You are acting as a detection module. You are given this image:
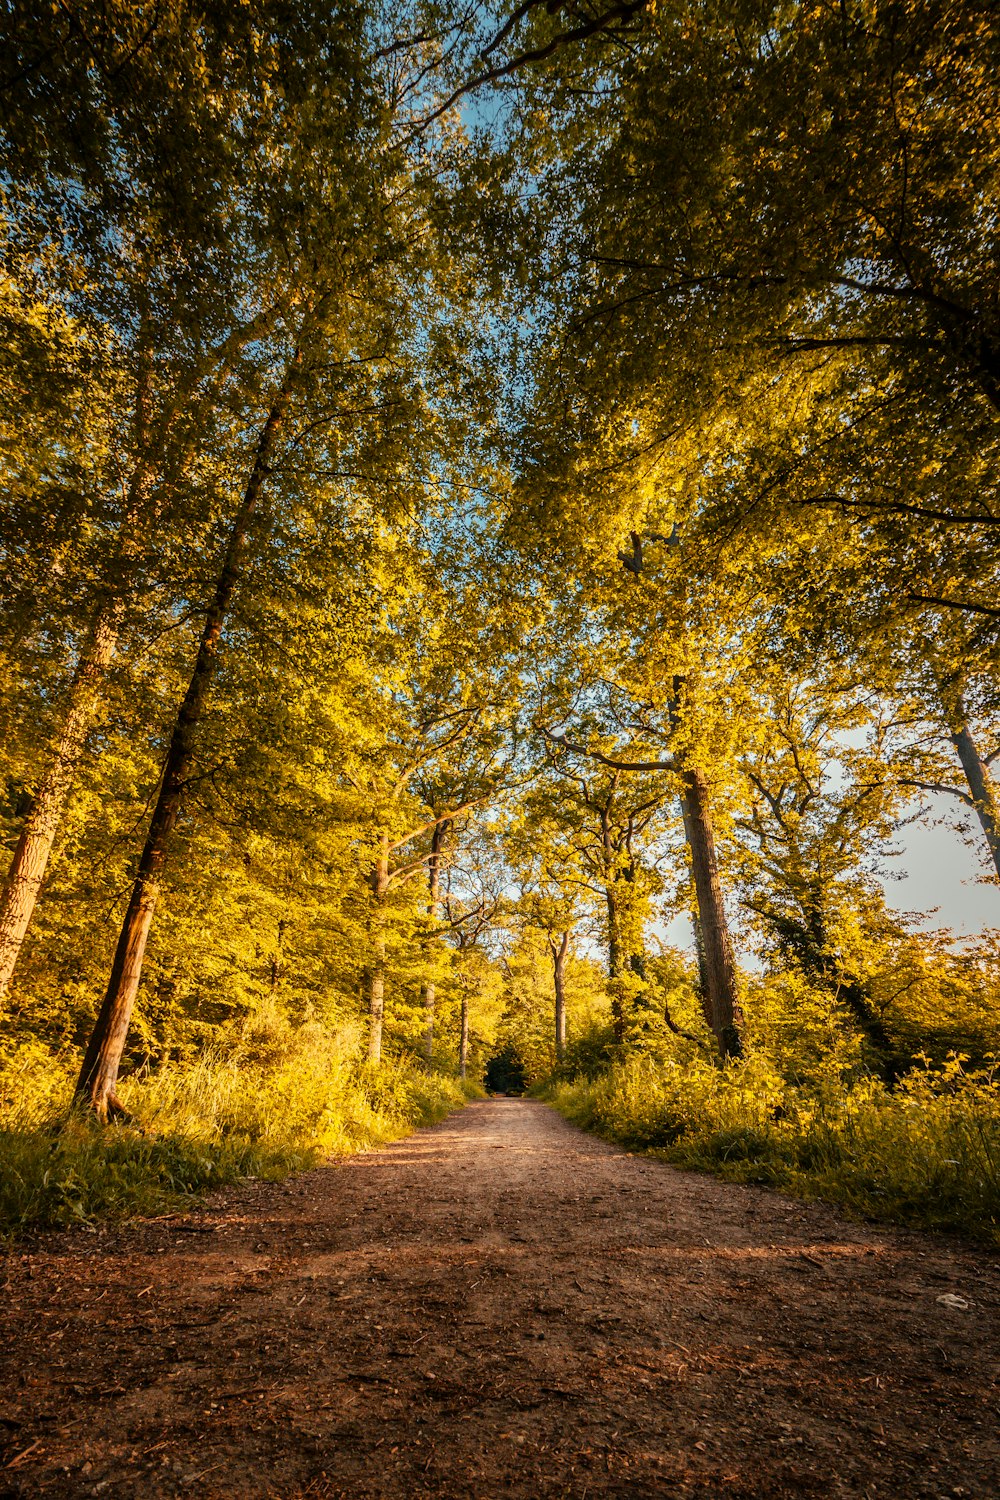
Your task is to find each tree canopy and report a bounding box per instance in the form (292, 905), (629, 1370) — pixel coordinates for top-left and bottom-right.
(1, 0), (999, 1133)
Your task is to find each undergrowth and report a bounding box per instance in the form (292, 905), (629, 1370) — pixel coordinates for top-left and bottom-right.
(0, 1006), (477, 1238)
(547, 1052), (1000, 1244)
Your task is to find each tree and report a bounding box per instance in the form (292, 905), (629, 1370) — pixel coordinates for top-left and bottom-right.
(0, 1), (366, 1004)
(68, 0), (517, 1108)
(732, 674), (911, 1075)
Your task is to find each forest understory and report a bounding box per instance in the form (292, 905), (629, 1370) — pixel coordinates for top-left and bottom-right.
(2, 1100), (998, 1500)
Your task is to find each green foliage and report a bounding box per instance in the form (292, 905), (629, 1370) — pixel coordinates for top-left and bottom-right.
(549, 1052), (1000, 1246)
(560, 1019), (618, 1081)
(489, 928), (612, 1085)
(2, 0), (1000, 1247)
(0, 1006), (469, 1239)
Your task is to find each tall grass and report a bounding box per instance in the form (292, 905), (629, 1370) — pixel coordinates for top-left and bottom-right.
(0, 1006), (476, 1238)
(548, 1052), (1000, 1244)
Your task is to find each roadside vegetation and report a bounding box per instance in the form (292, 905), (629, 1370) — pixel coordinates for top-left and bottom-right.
(0, 1011), (475, 1238)
(547, 1052), (1000, 1246)
(530, 961), (1000, 1246)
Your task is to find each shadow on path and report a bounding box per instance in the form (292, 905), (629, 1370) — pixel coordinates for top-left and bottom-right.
(1, 1098), (998, 1498)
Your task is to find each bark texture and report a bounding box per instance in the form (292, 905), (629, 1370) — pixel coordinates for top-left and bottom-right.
(680, 766), (744, 1059)
(947, 695), (1000, 882)
(459, 992), (469, 1082)
(0, 315), (256, 1005)
(0, 604), (121, 1001)
(421, 820), (447, 1062)
(600, 798), (643, 1042)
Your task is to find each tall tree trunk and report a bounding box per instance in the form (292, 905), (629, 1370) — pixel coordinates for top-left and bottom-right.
(421, 978), (435, 1062)
(944, 691), (1000, 881)
(459, 990), (469, 1082)
(680, 766), (744, 1060)
(0, 312), (278, 1009)
(0, 601), (122, 1002)
(0, 349), (157, 1007)
(601, 801), (630, 1042)
(421, 819), (447, 1063)
(668, 673), (742, 1058)
(679, 796), (715, 1031)
(604, 882), (628, 1042)
(549, 930), (569, 1062)
(605, 885), (623, 980)
(75, 362), (299, 1118)
(367, 832), (390, 1066)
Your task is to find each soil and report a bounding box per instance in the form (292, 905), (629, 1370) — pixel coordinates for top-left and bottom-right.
(1, 1098), (999, 1499)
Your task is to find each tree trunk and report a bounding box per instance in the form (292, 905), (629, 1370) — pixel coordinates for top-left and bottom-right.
(422, 820), (447, 1063)
(367, 832), (390, 1066)
(459, 991), (469, 1082)
(605, 885), (623, 980)
(269, 917), (286, 1000)
(680, 766), (744, 1060)
(946, 692), (1000, 882)
(0, 601), (122, 1002)
(421, 979), (435, 1061)
(1, 313), (279, 1011)
(0, 378), (157, 1007)
(600, 801), (629, 1040)
(549, 930), (569, 1062)
(75, 362), (299, 1118)
(679, 796), (715, 1031)
(604, 883), (628, 1042)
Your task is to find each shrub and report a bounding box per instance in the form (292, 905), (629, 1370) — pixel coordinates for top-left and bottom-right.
(547, 1052), (1000, 1244)
(0, 1007), (470, 1238)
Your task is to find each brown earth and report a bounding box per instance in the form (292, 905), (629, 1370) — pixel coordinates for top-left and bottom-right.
(1, 1098), (999, 1499)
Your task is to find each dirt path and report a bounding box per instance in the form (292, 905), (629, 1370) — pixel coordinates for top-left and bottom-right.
(2, 1099), (999, 1498)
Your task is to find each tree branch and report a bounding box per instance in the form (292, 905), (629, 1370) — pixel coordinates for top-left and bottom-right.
(794, 494), (1000, 529)
(908, 592), (1000, 620)
(537, 724), (674, 773)
(896, 777), (975, 809)
(411, 0), (647, 132)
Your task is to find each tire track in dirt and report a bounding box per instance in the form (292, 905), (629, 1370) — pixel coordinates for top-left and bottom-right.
(1, 1098), (998, 1498)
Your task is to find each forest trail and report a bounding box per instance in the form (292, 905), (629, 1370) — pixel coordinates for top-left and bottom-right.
(2, 1099), (999, 1500)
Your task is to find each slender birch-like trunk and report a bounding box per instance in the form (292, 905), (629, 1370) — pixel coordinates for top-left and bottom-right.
(1, 309), (279, 1011)
(600, 800), (630, 1042)
(421, 820), (447, 1062)
(548, 930), (569, 1062)
(367, 832), (390, 1066)
(0, 601), (123, 1001)
(0, 345), (157, 1007)
(75, 359), (299, 1117)
(459, 990), (469, 1081)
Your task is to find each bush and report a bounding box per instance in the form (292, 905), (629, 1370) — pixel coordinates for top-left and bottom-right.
(0, 1007), (470, 1239)
(547, 1052), (1000, 1244)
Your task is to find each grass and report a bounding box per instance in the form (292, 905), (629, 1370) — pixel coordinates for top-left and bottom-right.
(546, 1051), (1000, 1245)
(0, 1008), (477, 1239)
